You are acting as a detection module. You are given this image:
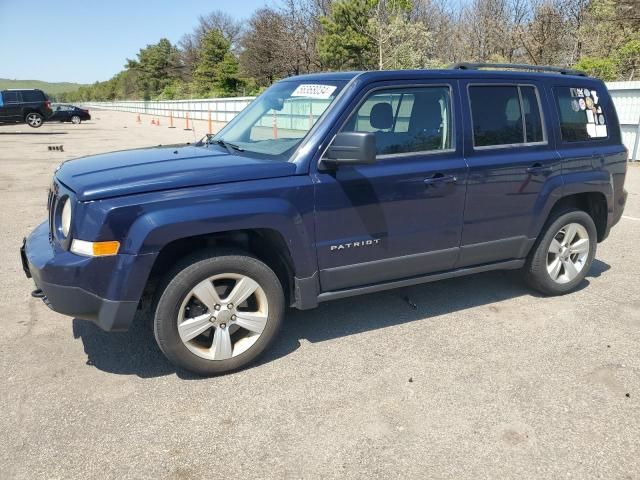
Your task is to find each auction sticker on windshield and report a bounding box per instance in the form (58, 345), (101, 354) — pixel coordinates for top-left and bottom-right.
(291, 84), (337, 99)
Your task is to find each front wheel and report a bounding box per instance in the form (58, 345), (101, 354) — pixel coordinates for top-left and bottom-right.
(153, 250), (285, 376)
(25, 112), (43, 128)
(71, 115), (81, 124)
(524, 209), (597, 295)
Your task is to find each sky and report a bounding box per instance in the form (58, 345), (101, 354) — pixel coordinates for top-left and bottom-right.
(0, 0), (270, 84)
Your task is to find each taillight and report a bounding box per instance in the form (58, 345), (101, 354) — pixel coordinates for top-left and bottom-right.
(45, 100), (51, 109)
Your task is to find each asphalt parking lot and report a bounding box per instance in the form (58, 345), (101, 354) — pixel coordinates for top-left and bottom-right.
(1, 111), (639, 479)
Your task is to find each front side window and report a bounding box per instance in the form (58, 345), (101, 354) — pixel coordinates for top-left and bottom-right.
(212, 80), (347, 161)
(469, 85), (545, 147)
(341, 86), (452, 156)
(555, 86), (608, 142)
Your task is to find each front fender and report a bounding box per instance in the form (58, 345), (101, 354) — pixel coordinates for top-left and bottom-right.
(87, 176), (317, 278)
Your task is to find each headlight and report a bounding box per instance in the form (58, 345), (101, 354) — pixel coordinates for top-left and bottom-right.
(61, 198), (72, 237)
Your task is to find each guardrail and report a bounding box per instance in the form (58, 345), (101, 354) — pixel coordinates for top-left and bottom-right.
(83, 81), (640, 160)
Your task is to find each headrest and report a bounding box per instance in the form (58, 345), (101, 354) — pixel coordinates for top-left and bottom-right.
(370, 102), (393, 130)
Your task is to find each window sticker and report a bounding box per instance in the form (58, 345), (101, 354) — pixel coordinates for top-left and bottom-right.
(586, 123), (597, 138)
(591, 91), (599, 104)
(571, 99), (580, 112)
(596, 125), (608, 137)
(578, 98), (586, 110)
(586, 110), (595, 123)
(291, 84), (337, 99)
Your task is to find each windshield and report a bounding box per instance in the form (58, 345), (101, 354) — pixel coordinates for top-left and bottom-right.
(210, 80), (347, 161)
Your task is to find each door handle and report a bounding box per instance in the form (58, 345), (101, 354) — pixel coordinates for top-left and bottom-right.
(424, 173), (457, 185)
(526, 163), (553, 176)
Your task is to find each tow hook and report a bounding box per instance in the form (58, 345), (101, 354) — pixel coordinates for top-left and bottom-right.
(31, 289), (45, 299)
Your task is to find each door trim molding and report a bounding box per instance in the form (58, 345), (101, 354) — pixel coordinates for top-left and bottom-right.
(318, 259), (525, 303)
(320, 247), (459, 291)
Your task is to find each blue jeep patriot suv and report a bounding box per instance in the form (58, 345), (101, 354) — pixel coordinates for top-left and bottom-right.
(21, 64), (628, 375)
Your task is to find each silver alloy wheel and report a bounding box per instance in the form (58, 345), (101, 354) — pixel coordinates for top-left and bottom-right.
(26, 113), (42, 127)
(71, 115), (81, 124)
(546, 222), (590, 284)
(177, 273), (269, 361)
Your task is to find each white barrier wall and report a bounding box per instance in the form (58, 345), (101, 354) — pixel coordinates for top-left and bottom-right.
(608, 81), (640, 161)
(83, 81), (640, 160)
(83, 97), (255, 123)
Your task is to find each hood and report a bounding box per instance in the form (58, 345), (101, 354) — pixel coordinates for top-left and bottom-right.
(55, 144), (297, 201)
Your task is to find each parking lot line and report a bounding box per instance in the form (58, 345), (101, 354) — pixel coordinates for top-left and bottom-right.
(622, 215), (640, 221)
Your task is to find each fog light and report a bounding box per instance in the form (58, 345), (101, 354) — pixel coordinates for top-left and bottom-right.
(71, 239), (120, 257)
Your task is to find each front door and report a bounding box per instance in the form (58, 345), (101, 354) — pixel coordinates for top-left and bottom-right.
(0, 91), (23, 121)
(313, 81), (468, 292)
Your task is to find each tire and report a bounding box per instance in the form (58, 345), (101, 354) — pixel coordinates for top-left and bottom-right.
(25, 112), (43, 128)
(153, 249), (285, 376)
(524, 209), (597, 295)
(71, 115), (81, 124)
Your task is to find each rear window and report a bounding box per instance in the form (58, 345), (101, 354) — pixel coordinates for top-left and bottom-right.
(555, 87), (608, 142)
(469, 85), (545, 147)
(21, 90), (45, 102)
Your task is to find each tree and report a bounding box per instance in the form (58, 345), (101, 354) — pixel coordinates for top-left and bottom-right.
(574, 57), (619, 80)
(240, 8), (290, 86)
(192, 29), (232, 96)
(126, 39), (181, 99)
(519, 1), (566, 65)
(374, 12), (432, 69)
(318, 0), (378, 70)
(213, 52), (244, 96)
(617, 38), (640, 80)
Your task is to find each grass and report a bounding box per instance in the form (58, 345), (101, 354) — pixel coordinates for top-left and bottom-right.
(0, 78), (87, 95)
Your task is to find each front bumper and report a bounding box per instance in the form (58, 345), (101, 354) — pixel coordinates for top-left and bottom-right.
(22, 221), (156, 331)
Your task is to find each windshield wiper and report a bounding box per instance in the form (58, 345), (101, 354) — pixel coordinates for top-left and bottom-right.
(205, 134), (244, 153)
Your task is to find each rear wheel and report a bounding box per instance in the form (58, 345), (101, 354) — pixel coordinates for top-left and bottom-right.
(25, 112), (43, 128)
(524, 209), (597, 295)
(153, 250), (285, 376)
(71, 115), (81, 124)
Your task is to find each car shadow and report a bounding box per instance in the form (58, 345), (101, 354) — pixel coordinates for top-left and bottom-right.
(0, 131), (68, 135)
(72, 259), (611, 379)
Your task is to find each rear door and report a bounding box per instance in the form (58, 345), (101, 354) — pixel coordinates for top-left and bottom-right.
(313, 80), (468, 292)
(457, 80), (562, 267)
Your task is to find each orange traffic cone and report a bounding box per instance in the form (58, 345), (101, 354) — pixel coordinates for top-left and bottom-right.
(184, 112), (191, 131)
(168, 111), (175, 128)
(136, 114), (141, 123)
(151, 119), (155, 125)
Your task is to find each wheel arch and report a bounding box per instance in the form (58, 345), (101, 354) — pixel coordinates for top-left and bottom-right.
(547, 191), (608, 241)
(141, 228), (297, 308)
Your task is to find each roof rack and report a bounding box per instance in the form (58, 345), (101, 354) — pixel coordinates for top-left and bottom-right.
(450, 62), (587, 77)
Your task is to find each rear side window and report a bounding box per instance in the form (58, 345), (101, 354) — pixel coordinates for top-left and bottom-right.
(21, 90), (44, 102)
(469, 85), (545, 148)
(3, 91), (20, 103)
(555, 87), (608, 141)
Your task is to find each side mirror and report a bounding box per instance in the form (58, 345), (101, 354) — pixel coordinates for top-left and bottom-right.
(322, 132), (376, 167)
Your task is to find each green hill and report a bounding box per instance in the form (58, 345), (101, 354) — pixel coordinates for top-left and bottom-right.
(0, 78), (87, 95)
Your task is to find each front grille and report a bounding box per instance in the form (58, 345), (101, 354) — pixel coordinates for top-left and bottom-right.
(47, 183), (57, 243)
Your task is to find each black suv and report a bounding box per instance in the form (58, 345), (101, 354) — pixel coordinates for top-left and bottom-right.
(0, 89), (52, 128)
